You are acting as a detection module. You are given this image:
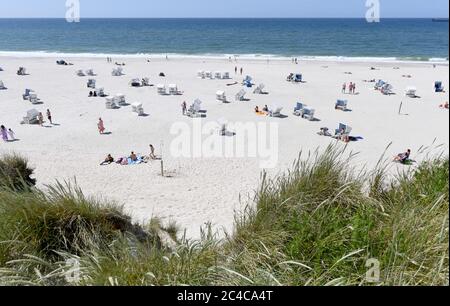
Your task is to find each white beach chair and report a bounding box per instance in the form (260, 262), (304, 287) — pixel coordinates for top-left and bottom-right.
(115, 94), (127, 106)
(0, 80), (6, 90)
(94, 87), (105, 97)
(197, 70), (205, 78)
(112, 67), (124, 76)
(293, 102), (304, 116)
(86, 69), (95, 76)
(335, 123), (352, 138)
(76, 69), (86, 77)
(168, 84), (182, 95)
(269, 106), (283, 118)
(187, 99), (203, 118)
(214, 71), (222, 79)
(222, 72), (230, 79)
(29, 93), (39, 104)
(216, 90), (227, 103)
(22, 109), (40, 125)
(335, 99), (348, 111)
(253, 83), (265, 94)
(131, 102), (145, 116)
(142, 77), (151, 86)
(405, 86), (417, 98)
(381, 84), (394, 95)
(105, 97), (119, 109)
(157, 84), (167, 95)
(235, 89), (246, 101)
(87, 79), (96, 88)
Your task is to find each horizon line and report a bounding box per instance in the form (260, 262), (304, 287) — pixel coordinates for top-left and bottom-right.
(0, 17), (448, 19)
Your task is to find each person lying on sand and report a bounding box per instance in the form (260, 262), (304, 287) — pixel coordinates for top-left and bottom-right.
(263, 105), (269, 112)
(100, 154), (114, 166)
(440, 101), (449, 109)
(394, 149), (411, 164)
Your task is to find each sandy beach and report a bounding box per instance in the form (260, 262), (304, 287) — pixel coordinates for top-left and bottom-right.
(0, 56), (448, 237)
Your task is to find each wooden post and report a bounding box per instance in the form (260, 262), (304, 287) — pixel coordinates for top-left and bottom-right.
(398, 101), (403, 115)
(160, 140), (164, 177)
(160, 160), (164, 177)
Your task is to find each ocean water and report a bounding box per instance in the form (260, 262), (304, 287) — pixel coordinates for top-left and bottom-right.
(0, 18), (448, 61)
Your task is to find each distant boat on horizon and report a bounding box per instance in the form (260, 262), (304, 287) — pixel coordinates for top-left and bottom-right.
(432, 18), (449, 22)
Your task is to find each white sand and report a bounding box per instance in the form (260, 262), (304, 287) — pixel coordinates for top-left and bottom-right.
(0, 56), (449, 237)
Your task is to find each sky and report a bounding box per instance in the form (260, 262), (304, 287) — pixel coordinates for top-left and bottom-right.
(0, 0), (448, 18)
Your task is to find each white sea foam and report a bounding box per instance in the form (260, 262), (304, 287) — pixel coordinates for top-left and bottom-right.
(0, 50), (448, 65)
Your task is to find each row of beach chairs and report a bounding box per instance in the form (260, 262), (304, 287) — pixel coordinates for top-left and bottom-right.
(76, 69), (95, 77)
(157, 84), (183, 95)
(197, 71), (230, 80)
(22, 89), (41, 104)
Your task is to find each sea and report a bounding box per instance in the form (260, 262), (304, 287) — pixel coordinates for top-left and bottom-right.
(0, 18), (448, 62)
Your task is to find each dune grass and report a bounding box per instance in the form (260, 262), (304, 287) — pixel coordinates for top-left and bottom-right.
(0, 147), (447, 286)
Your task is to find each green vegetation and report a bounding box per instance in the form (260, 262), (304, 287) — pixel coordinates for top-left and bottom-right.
(0, 147), (448, 286)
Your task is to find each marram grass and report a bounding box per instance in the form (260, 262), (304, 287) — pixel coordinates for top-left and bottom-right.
(0, 147), (447, 286)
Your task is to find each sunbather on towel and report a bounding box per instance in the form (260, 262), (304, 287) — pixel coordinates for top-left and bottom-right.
(129, 152), (138, 162)
(100, 154), (114, 166)
(394, 149), (411, 164)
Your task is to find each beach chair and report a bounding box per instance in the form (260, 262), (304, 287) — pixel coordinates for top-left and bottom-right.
(293, 102), (304, 116)
(187, 99), (203, 118)
(235, 89), (246, 101)
(405, 86), (417, 98)
(130, 78), (142, 87)
(86, 69), (95, 76)
(243, 76), (253, 87)
(222, 72), (230, 79)
(197, 70), (205, 78)
(22, 109), (40, 125)
(0, 80), (6, 90)
(87, 79), (96, 88)
(381, 84), (394, 95)
(76, 69), (86, 77)
(435, 81), (444, 92)
(214, 72), (222, 79)
(115, 94), (127, 106)
(17, 67), (27, 76)
(142, 77), (151, 86)
(293, 74), (303, 83)
(23, 89), (33, 100)
(112, 67), (123, 76)
(374, 80), (385, 90)
(95, 87), (106, 97)
(157, 84), (167, 95)
(205, 71), (213, 79)
(105, 97), (118, 109)
(303, 108), (315, 121)
(253, 84), (265, 94)
(28, 93), (39, 104)
(168, 84), (182, 95)
(0, 66), (3, 71)
(335, 123), (352, 140)
(131, 102), (145, 116)
(335, 99), (348, 111)
(269, 106), (283, 118)
(216, 90), (227, 103)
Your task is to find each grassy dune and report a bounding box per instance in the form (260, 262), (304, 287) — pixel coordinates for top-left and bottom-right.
(0, 147), (448, 286)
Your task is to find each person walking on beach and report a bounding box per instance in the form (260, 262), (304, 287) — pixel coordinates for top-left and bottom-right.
(240, 67), (243, 75)
(97, 118), (105, 134)
(352, 83), (356, 94)
(342, 83), (347, 93)
(181, 101), (187, 115)
(1, 125), (8, 142)
(235, 66), (238, 74)
(38, 112), (44, 127)
(349, 82), (353, 95)
(149, 144), (157, 160)
(46, 109), (53, 125)
(7, 128), (15, 141)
